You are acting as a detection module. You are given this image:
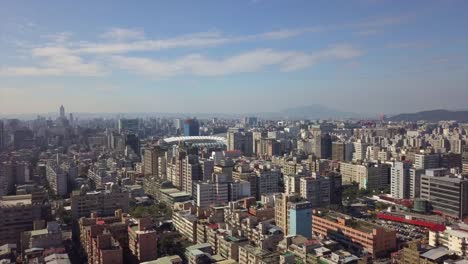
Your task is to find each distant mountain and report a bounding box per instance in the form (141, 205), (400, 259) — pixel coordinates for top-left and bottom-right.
(388, 109), (468, 122)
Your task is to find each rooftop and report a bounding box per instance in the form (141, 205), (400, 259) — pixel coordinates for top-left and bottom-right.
(141, 255), (182, 264)
(0, 194), (32, 207)
(160, 188), (191, 198)
(421, 247), (455, 260)
(314, 210), (387, 233)
(30, 229), (49, 237)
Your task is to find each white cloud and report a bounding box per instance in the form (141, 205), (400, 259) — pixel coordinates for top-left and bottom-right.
(111, 44), (363, 78)
(43, 32), (73, 43)
(259, 27), (325, 39)
(100, 28), (145, 41)
(2, 17), (389, 77)
(30, 27), (325, 56)
(0, 47), (105, 77)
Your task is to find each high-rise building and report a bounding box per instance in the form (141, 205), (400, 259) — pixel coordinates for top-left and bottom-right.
(440, 152), (462, 170)
(256, 165), (281, 197)
(233, 165), (258, 199)
(88, 164), (118, 189)
(59, 105), (65, 119)
(344, 142), (354, 161)
(13, 129), (34, 150)
(352, 141), (368, 162)
(462, 145), (468, 174)
(340, 162), (390, 191)
(183, 155), (201, 196)
(46, 160), (68, 197)
(300, 177), (330, 208)
(332, 141), (345, 161)
(256, 138), (280, 158)
(174, 119), (184, 134)
(125, 133), (140, 156)
(199, 159), (214, 181)
(194, 181), (228, 208)
(414, 153), (440, 170)
(144, 146), (165, 178)
(288, 201), (312, 239)
(391, 161), (411, 199)
(420, 168), (468, 219)
(409, 168), (424, 199)
(227, 128), (253, 156)
(118, 118), (139, 134)
(314, 133), (332, 159)
(128, 218), (158, 263)
(252, 131), (265, 154)
(70, 184), (129, 218)
(183, 118), (200, 136)
(0, 161), (31, 195)
(228, 181), (251, 201)
(275, 193), (301, 237)
(243, 117), (258, 127)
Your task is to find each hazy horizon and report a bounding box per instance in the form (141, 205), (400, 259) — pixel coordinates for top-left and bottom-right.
(1, 0), (467, 115)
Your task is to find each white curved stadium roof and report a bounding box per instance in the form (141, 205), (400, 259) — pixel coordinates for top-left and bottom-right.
(163, 136), (227, 145)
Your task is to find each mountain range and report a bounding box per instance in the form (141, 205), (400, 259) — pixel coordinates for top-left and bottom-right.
(388, 109), (468, 122)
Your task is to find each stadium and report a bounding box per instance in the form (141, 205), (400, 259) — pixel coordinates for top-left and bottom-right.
(162, 136), (227, 148)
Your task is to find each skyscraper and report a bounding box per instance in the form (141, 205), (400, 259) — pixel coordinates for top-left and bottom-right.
(144, 146), (164, 178)
(391, 161), (411, 199)
(227, 128), (253, 156)
(243, 117), (258, 127)
(275, 193), (312, 238)
(59, 105), (65, 119)
(314, 133), (332, 159)
(414, 153), (440, 170)
(118, 118), (139, 134)
(183, 118), (200, 136)
(125, 133), (141, 157)
(331, 141), (345, 161)
(289, 201), (312, 239)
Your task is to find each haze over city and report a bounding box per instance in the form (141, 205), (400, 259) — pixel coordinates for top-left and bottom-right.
(1, 0), (467, 115)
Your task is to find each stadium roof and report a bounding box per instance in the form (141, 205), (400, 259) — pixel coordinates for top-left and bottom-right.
(163, 136), (226, 147)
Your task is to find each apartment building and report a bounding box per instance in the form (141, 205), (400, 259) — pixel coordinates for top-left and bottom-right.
(312, 210), (396, 258)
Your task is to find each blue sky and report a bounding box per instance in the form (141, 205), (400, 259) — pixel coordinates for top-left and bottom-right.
(0, 0), (467, 115)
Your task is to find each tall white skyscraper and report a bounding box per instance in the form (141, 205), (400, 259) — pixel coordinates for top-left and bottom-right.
(391, 161), (411, 199)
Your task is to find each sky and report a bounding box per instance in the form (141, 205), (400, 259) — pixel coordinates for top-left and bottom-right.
(0, 0), (467, 116)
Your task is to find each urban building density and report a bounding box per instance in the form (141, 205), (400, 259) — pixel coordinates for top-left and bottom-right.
(2, 104), (468, 263)
(1, 2), (468, 263)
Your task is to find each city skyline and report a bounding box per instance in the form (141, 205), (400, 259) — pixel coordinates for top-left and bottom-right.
(1, 0), (467, 115)
(2, 2), (468, 263)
